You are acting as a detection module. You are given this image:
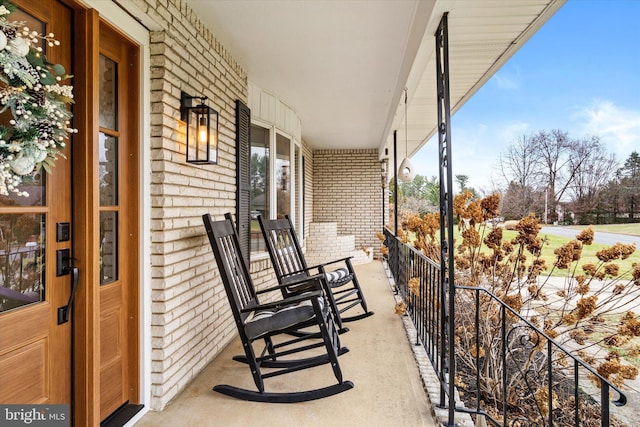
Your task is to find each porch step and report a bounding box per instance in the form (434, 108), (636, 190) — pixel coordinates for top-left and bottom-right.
(304, 222), (372, 266)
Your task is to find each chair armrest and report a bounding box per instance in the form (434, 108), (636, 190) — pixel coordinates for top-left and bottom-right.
(281, 267), (317, 278)
(255, 274), (324, 295)
(255, 282), (296, 295)
(306, 256), (353, 271)
(283, 273), (325, 286)
(283, 273), (326, 293)
(240, 290), (323, 313)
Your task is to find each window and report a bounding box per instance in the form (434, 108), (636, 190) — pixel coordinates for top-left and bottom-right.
(249, 123), (301, 253)
(250, 124), (269, 252)
(276, 133), (290, 218)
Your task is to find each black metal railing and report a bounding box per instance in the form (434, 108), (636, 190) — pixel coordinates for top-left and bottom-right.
(384, 228), (627, 426)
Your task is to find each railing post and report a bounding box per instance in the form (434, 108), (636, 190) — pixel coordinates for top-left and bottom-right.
(601, 383), (610, 427)
(393, 129), (398, 238)
(501, 305), (507, 427)
(436, 12), (456, 426)
(574, 361), (579, 426)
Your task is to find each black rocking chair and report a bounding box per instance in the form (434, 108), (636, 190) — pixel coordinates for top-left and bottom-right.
(202, 213), (354, 402)
(258, 215), (373, 331)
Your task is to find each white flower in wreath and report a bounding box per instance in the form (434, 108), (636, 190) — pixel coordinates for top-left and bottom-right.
(9, 152), (35, 175)
(0, 31), (7, 50)
(7, 35), (28, 56)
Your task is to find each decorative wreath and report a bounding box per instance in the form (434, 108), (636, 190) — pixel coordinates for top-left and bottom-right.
(0, 0), (76, 197)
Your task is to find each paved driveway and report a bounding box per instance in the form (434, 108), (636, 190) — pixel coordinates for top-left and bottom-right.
(539, 226), (640, 247)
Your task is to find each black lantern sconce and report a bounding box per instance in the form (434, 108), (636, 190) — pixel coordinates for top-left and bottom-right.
(181, 91), (218, 164)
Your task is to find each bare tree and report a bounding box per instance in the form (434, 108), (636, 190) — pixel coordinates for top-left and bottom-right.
(618, 151), (640, 220)
(530, 130), (576, 221)
(498, 134), (540, 188)
(499, 130), (616, 223)
(567, 137), (618, 223)
(501, 181), (542, 220)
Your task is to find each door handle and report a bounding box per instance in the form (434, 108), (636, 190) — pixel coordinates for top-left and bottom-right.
(57, 266), (79, 325)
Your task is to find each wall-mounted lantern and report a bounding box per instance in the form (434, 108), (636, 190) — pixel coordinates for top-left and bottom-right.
(181, 91), (218, 164)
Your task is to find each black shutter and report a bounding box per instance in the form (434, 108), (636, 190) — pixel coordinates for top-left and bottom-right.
(235, 99), (251, 265)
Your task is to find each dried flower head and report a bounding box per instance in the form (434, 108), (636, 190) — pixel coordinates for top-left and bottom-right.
(455, 255), (471, 270)
(453, 190), (473, 218)
(394, 300), (407, 315)
(575, 295), (598, 320)
(569, 329), (587, 345)
(577, 281), (590, 295)
(582, 263), (597, 276)
(511, 213), (543, 256)
(466, 199), (484, 227)
(470, 344), (485, 358)
(554, 239), (582, 269)
(480, 193), (501, 220)
(398, 228), (410, 244)
(502, 241), (514, 254)
(578, 351), (596, 365)
(461, 227), (481, 248)
(408, 277), (420, 297)
(534, 388), (559, 417)
(618, 312), (640, 336)
(513, 213), (541, 242)
(484, 227), (502, 250)
(576, 226), (594, 245)
(527, 283), (546, 300)
(603, 263), (620, 278)
(545, 329), (559, 339)
(597, 352), (638, 386)
(596, 243), (636, 262)
(527, 258), (547, 281)
(502, 293), (523, 313)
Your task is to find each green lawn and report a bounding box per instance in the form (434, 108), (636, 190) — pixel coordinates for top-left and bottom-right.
(437, 226), (637, 278)
(495, 229), (637, 278)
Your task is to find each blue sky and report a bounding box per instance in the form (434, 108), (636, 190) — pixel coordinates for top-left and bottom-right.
(411, 0), (640, 193)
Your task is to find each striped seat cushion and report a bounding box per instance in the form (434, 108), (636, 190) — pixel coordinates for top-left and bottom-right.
(244, 297), (323, 340)
(324, 267), (351, 287)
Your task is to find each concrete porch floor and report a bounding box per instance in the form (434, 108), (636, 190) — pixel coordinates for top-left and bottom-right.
(135, 260), (439, 427)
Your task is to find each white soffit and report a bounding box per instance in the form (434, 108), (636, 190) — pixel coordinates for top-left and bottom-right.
(387, 0), (566, 160)
(186, 0), (565, 156)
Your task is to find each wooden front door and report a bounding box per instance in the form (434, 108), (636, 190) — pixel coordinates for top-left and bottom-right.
(97, 22), (140, 421)
(0, 3), (141, 424)
(0, 0), (73, 406)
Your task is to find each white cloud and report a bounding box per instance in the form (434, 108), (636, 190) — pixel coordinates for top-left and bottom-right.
(493, 68), (522, 91)
(573, 100), (640, 160)
(498, 121), (531, 142)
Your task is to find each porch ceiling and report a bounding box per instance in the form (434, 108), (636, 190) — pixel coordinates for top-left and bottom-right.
(187, 0), (565, 159)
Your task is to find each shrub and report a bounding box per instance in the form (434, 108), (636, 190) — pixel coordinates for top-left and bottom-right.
(395, 192), (638, 424)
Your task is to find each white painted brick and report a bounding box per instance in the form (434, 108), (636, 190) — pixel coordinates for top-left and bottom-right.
(143, 0), (250, 412)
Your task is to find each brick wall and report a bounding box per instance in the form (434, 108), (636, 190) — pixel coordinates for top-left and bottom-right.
(139, 0), (250, 410)
(313, 149), (383, 259)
